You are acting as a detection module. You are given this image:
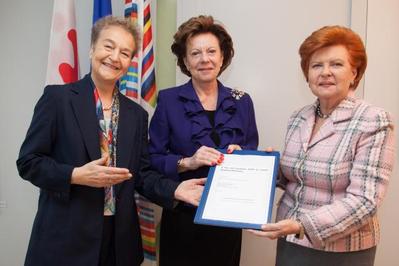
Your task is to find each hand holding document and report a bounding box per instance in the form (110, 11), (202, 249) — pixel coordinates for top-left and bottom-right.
(194, 150), (279, 229)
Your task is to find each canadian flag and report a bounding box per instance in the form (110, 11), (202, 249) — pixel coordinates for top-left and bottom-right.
(46, 0), (79, 85)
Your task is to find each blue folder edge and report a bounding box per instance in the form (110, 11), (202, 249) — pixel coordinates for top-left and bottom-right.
(194, 149), (280, 230)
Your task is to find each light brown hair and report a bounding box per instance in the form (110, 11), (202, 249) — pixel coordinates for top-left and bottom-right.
(171, 15), (234, 77)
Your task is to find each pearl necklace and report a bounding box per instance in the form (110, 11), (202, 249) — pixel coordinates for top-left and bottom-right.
(316, 103), (330, 119)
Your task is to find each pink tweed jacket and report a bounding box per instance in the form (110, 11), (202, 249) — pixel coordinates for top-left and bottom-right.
(277, 97), (395, 252)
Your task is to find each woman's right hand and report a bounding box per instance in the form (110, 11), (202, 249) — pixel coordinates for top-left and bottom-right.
(180, 146), (224, 171)
(71, 157), (132, 187)
(246, 219), (302, 239)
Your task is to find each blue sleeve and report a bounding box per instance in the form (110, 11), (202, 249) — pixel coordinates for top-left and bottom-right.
(134, 110), (178, 209)
(148, 92), (181, 181)
(16, 86), (73, 200)
(242, 94), (259, 150)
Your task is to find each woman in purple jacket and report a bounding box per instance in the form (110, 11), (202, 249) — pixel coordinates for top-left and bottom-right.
(250, 26), (395, 266)
(148, 15), (258, 266)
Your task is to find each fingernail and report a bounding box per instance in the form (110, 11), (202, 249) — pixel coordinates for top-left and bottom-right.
(217, 159), (222, 164)
(220, 154), (224, 158)
(211, 162), (216, 166)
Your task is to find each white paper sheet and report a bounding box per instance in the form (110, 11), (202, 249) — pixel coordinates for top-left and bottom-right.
(201, 153), (276, 224)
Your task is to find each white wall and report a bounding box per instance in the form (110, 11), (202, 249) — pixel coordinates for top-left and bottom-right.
(0, 2), (52, 266)
(363, 1), (399, 265)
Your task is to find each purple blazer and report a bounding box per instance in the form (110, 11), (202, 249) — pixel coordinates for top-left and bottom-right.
(149, 80), (259, 182)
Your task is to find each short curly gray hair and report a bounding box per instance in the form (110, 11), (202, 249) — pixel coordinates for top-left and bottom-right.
(91, 15), (141, 58)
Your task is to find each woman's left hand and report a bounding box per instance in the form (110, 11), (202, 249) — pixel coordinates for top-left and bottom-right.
(226, 144), (242, 154)
(174, 178), (207, 206)
(246, 219), (301, 239)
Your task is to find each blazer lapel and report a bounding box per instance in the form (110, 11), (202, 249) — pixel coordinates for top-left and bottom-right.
(115, 94), (137, 195)
(309, 119), (335, 148)
(297, 106), (315, 151)
(308, 98), (355, 148)
(70, 75), (101, 161)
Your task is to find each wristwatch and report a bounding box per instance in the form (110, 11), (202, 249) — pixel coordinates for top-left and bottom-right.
(177, 157), (184, 167)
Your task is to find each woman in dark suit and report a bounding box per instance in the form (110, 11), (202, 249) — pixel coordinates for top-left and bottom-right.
(148, 15), (259, 266)
(17, 16), (204, 266)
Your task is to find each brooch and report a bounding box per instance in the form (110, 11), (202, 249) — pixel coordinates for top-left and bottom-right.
(231, 88), (245, 100)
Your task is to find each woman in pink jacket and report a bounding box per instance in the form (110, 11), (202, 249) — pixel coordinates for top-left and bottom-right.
(250, 26), (395, 266)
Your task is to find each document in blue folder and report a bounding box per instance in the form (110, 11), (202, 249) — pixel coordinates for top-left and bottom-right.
(194, 150), (279, 229)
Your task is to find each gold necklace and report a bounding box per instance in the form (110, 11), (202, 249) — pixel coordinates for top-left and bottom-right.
(100, 87), (116, 111)
(102, 100), (114, 111)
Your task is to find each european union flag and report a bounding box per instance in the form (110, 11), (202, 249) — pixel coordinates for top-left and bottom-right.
(93, 0), (112, 24)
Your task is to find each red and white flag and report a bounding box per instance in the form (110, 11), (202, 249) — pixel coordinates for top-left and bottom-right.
(46, 0), (79, 85)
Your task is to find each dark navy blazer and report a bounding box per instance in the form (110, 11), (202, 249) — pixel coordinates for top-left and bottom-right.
(17, 74), (178, 266)
(149, 80), (259, 182)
